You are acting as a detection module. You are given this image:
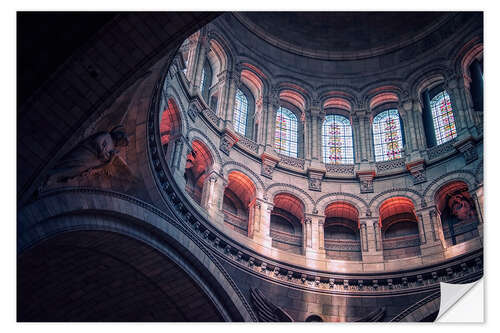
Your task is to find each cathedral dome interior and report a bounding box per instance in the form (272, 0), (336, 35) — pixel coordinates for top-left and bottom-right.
(17, 11), (483, 323)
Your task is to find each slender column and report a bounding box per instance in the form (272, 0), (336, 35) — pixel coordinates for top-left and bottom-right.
(221, 69), (241, 126)
(360, 218), (384, 269)
(318, 217), (325, 251)
(185, 31), (200, 83)
(201, 170), (225, 225)
(252, 199), (273, 247)
(264, 91), (280, 151)
(304, 114), (312, 160)
(309, 104), (322, 161)
(399, 100), (418, 153)
(411, 101), (428, 151)
(352, 115), (362, 163)
(191, 34), (210, 95)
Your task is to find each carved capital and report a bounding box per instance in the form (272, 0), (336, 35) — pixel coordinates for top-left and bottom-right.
(260, 152), (280, 179)
(219, 129), (239, 156)
(356, 170), (376, 193)
(454, 137), (478, 164)
(307, 167), (325, 192)
(406, 159), (427, 184)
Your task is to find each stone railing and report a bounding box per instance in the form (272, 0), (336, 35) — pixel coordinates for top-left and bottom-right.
(324, 239), (361, 252)
(376, 158), (406, 173)
(426, 139), (456, 161)
(270, 229), (303, 246)
(201, 108), (221, 127)
(278, 154), (305, 170)
(443, 221), (478, 239)
(382, 234), (421, 250)
(223, 211), (249, 231)
(325, 163), (355, 176)
(236, 134), (259, 154)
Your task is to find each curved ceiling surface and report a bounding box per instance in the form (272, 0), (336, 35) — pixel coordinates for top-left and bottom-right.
(234, 12), (449, 60)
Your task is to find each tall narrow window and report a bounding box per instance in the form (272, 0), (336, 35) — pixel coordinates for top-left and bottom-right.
(430, 90), (457, 145)
(322, 115), (354, 164)
(372, 109), (403, 162)
(234, 89), (248, 136)
(275, 107), (298, 157)
(200, 61), (212, 102)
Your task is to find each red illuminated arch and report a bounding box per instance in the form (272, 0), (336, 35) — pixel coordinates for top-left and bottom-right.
(160, 98), (182, 145)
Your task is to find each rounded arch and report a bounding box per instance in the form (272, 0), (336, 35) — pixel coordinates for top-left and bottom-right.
(305, 314), (324, 322)
(378, 196), (417, 228)
(279, 88), (307, 112)
(163, 85), (189, 136)
(434, 180), (470, 214)
(224, 170), (257, 208)
(187, 129), (223, 168)
(408, 66), (448, 102)
(317, 86), (359, 110)
(316, 193), (368, 217)
(369, 188), (423, 214)
(221, 161), (265, 196)
(159, 97), (184, 146)
(238, 61), (272, 96)
(451, 35), (483, 77)
(207, 29), (236, 72)
(422, 170), (477, 206)
(272, 192), (305, 223)
(322, 96), (352, 112)
(265, 183), (315, 214)
(17, 190), (256, 322)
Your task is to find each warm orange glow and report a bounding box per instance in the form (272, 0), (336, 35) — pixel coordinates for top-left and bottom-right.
(435, 181), (470, 213)
(323, 97), (352, 111)
(225, 171), (256, 207)
(379, 197), (416, 226)
(273, 193), (305, 221)
(160, 99), (182, 145)
(325, 202), (359, 227)
(279, 89), (306, 111)
(369, 92), (399, 110)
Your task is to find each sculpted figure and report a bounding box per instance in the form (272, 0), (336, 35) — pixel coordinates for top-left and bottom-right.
(45, 125), (129, 185)
(448, 193), (475, 221)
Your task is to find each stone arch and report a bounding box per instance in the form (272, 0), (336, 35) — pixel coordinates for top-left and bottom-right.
(17, 189), (256, 322)
(391, 291), (440, 322)
(450, 35), (483, 77)
(221, 161), (265, 197)
(369, 188), (423, 214)
(361, 83), (404, 109)
(238, 59), (272, 96)
(408, 65), (448, 102)
(274, 78), (314, 109)
(265, 183), (315, 214)
(316, 192), (369, 217)
(187, 129), (223, 169)
(422, 170), (477, 206)
(164, 85), (189, 136)
(207, 29), (236, 72)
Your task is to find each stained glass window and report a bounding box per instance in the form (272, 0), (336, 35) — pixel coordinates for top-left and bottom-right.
(430, 90), (457, 145)
(322, 115), (354, 164)
(275, 107), (298, 157)
(234, 89), (248, 136)
(372, 109), (403, 162)
(200, 61), (212, 102)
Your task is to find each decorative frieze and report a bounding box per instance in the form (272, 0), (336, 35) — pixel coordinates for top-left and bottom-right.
(356, 170), (376, 193)
(427, 139), (456, 161)
(260, 152), (280, 179)
(325, 163), (355, 176)
(202, 108), (220, 127)
(376, 158), (406, 173)
(236, 134), (259, 154)
(406, 159), (427, 184)
(278, 154), (305, 170)
(219, 129), (239, 156)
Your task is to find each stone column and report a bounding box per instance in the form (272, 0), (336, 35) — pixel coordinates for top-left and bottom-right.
(251, 199), (273, 248)
(352, 115), (362, 163)
(191, 34), (210, 95)
(201, 170), (225, 225)
(303, 214), (326, 258)
(416, 207), (445, 263)
(185, 31), (200, 83)
(411, 100), (428, 151)
(360, 218), (384, 270)
(445, 72), (475, 137)
(221, 69), (241, 127)
(399, 99), (421, 155)
(309, 104), (324, 162)
(264, 91), (280, 152)
(472, 186), (484, 238)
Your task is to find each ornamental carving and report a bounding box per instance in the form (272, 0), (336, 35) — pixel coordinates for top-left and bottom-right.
(325, 164), (355, 175)
(219, 130), (239, 156)
(278, 154), (305, 169)
(237, 135), (259, 153)
(406, 160), (427, 185)
(455, 139), (478, 164)
(309, 177), (321, 191)
(376, 158), (406, 173)
(427, 140), (456, 160)
(202, 108), (220, 127)
(360, 178), (373, 193)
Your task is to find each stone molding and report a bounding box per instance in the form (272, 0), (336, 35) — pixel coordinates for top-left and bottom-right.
(356, 170), (376, 193)
(260, 152), (280, 179)
(219, 128), (239, 156)
(406, 159), (427, 184)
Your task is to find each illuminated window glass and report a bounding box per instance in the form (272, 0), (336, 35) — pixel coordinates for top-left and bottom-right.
(274, 107), (298, 157)
(430, 90), (457, 145)
(322, 115), (354, 164)
(234, 89), (248, 136)
(200, 61), (212, 102)
(372, 109), (403, 162)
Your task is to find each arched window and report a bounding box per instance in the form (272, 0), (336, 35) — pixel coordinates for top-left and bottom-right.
(200, 60), (212, 102)
(430, 90), (457, 145)
(275, 106), (298, 157)
(322, 115), (354, 164)
(234, 89), (249, 136)
(372, 109), (403, 162)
